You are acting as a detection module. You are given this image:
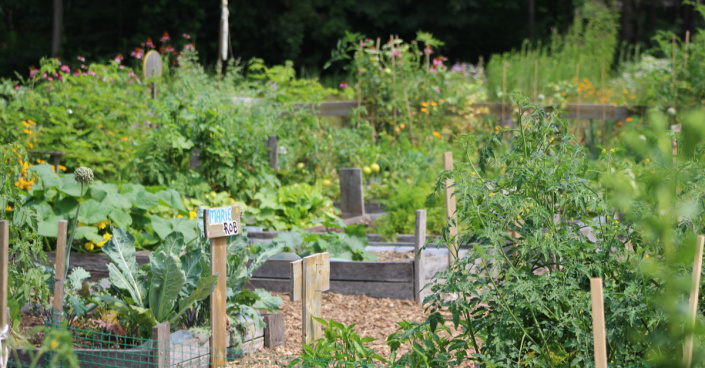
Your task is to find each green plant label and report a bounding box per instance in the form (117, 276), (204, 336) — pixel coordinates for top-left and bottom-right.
(204, 205), (241, 238)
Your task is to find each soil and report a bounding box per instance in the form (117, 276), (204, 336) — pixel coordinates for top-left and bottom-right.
(369, 250), (415, 262)
(230, 291), (427, 367)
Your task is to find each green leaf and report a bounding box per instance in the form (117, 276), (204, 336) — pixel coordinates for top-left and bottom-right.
(156, 189), (186, 211)
(109, 208), (132, 228)
(180, 252), (202, 296)
(135, 190), (159, 210)
(252, 289), (282, 312)
(67, 267), (91, 290)
(149, 251), (186, 322)
(58, 175), (83, 197)
(103, 228), (146, 307)
(74, 226), (104, 243)
(78, 199), (111, 224)
(37, 214), (64, 237)
(55, 197), (79, 216)
(170, 274), (218, 324)
(28, 164), (60, 188)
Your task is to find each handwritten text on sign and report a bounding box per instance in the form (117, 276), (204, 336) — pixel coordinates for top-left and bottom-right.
(204, 205), (241, 239)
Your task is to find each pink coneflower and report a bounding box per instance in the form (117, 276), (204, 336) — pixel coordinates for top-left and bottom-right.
(165, 45), (174, 52)
(146, 38), (155, 48)
(114, 53), (124, 63)
(160, 32), (170, 42)
(77, 56), (85, 62)
(182, 33), (191, 39)
(14, 85), (19, 91)
(339, 81), (348, 88)
(47, 77), (53, 81)
(60, 65), (70, 73)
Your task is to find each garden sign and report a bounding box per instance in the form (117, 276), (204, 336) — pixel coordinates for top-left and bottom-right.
(142, 50), (162, 99)
(203, 205), (241, 366)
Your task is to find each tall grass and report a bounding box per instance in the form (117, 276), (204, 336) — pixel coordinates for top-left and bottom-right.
(486, 1), (620, 101)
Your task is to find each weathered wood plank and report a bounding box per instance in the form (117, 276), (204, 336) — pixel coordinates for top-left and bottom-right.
(152, 322), (170, 368)
(590, 278), (608, 368)
(290, 260), (303, 301)
(263, 313), (285, 348)
(249, 279), (415, 300)
(414, 210), (426, 303)
(241, 337), (264, 354)
(338, 168), (365, 219)
(210, 236), (227, 367)
(52, 221), (68, 314)
(0, 221), (8, 329)
(253, 259), (413, 282)
(46, 251), (151, 280)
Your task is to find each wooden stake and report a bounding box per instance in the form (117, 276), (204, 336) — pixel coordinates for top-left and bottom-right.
(357, 40), (363, 121)
(502, 62), (507, 124)
(590, 278), (608, 368)
(390, 35), (398, 129)
(414, 210), (427, 303)
(685, 30), (690, 69)
(533, 59), (538, 103)
(0, 221), (8, 330)
(152, 322), (171, 368)
(601, 63), (606, 122)
(683, 235), (705, 368)
(210, 236), (227, 366)
(443, 152), (458, 263)
(52, 220), (68, 316)
(576, 62), (581, 122)
(397, 36), (414, 144)
(204, 206), (240, 367)
(290, 253), (330, 345)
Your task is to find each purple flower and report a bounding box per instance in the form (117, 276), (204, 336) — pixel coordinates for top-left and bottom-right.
(47, 77), (53, 81)
(182, 33), (191, 39)
(89, 70), (96, 76)
(160, 32), (170, 42)
(14, 85), (19, 91)
(77, 56), (85, 62)
(339, 81), (348, 88)
(60, 65), (71, 73)
(146, 38), (155, 48)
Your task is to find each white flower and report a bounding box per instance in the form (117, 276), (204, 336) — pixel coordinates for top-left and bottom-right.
(67, 108), (73, 114)
(667, 107), (677, 116)
(537, 94), (545, 101)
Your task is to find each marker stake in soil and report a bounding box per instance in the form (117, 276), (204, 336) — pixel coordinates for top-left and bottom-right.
(590, 277), (608, 368)
(443, 152), (458, 262)
(683, 235), (704, 368)
(290, 252), (330, 344)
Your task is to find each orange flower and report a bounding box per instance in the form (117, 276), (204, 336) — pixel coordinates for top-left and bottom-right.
(626, 117), (633, 122)
(432, 131), (442, 139)
(421, 102), (429, 107)
(430, 101), (438, 107)
(421, 107), (429, 114)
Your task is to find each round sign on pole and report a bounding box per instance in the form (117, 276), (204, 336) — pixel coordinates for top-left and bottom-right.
(142, 50), (163, 79)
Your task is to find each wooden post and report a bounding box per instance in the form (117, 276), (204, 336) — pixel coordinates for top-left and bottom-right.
(0, 221), (8, 331)
(266, 135), (278, 170)
(52, 220), (68, 321)
(601, 63), (606, 122)
(338, 168), (365, 218)
(685, 30), (690, 69)
(576, 62), (581, 122)
(397, 35), (414, 144)
(443, 153), (458, 263)
(290, 253), (330, 345)
(152, 322), (171, 368)
(683, 235), (705, 368)
(204, 206), (241, 367)
(414, 210), (427, 303)
(390, 35), (398, 129)
(357, 40), (363, 121)
(590, 278), (608, 368)
(533, 59), (538, 103)
(263, 313), (285, 348)
(501, 62), (507, 124)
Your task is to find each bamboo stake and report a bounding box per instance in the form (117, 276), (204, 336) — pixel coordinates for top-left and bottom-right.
(533, 59), (538, 103)
(443, 152), (458, 263)
(357, 40), (363, 121)
(390, 35), (398, 129)
(397, 35), (414, 144)
(0, 221), (8, 331)
(683, 235), (705, 368)
(685, 30), (690, 69)
(590, 278), (608, 368)
(502, 62), (507, 124)
(52, 221), (68, 318)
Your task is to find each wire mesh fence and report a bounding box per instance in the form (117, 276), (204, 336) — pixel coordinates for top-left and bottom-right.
(5, 313), (402, 368)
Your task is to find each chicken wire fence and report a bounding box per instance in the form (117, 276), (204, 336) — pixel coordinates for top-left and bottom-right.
(4, 312), (398, 368)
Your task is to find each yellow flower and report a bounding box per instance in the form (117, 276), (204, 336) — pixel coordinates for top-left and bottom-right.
(489, 192), (494, 197)
(439, 99), (445, 103)
(432, 131), (441, 139)
(5, 205), (11, 211)
(430, 101), (438, 107)
(177, 214), (184, 218)
(471, 172), (476, 177)
(189, 211), (197, 220)
(545, 233), (549, 238)
(645, 158), (650, 163)
(602, 148), (606, 153)
(103, 233), (112, 240)
(421, 102), (429, 107)
(610, 148), (615, 153)
(21, 121), (31, 128)
(421, 107), (429, 114)
(23, 129), (33, 135)
(85, 242), (94, 251)
(36, 159), (46, 164)
(28, 120), (36, 125)
(97, 240), (106, 248)
(517, 215), (522, 220)
(50, 339), (59, 350)
(58, 165), (67, 172)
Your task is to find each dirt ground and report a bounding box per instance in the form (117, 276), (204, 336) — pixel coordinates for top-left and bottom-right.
(231, 291), (427, 367)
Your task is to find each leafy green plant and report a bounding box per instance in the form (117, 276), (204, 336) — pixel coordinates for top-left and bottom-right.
(99, 228), (218, 338)
(419, 97), (662, 367)
(299, 223), (377, 261)
(290, 317), (385, 368)
(248, 183), (340, 231)
(387, 319), (468, 368)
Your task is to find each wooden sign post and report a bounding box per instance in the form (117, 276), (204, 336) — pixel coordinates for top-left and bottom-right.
(443, 152), (459, 263)
(52, 221), (68, 323)
(143, 50), (162, 99)
(683, 235), (705, 368)
(414, 210), (427, 303)
(290, 252), (330, 345)
(203, 205), (241, 367)
(590, 277), (608, 368)
(0, 221), (7, 368)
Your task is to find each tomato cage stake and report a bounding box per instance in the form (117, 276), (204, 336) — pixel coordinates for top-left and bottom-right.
(204, 205), (242, 367)
(0, 220), (9, 368)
